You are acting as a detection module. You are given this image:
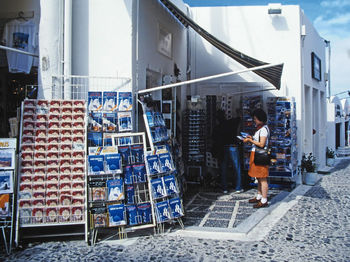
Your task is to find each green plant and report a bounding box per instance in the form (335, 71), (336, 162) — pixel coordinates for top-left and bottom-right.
(326, 147), (335, 158)
(301, 153), (317, 172)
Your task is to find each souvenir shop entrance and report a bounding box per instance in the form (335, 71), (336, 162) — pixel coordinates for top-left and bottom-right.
(137, 64), (295, 196)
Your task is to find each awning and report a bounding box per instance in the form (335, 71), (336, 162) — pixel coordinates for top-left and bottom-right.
(158, 0), (284, 90)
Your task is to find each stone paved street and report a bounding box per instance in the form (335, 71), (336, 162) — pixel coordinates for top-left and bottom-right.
(1, 159), (350, 261)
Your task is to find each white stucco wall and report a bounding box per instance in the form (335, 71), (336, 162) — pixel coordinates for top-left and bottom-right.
(136, 0), (187, 92)
(72, 0), (133, 86)
(38, 0), (61, 99)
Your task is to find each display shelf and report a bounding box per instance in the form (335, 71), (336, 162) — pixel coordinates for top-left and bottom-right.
(86, 132), (157, 245)
(15, 99), (88, 245)
(19, 221), (85, 228)
(0, 138), (17, 255)
(267, 97), (297, 178)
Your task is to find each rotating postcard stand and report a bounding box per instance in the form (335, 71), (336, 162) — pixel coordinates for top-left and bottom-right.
(0, 138), (17, 255)
(87, 132), (157, 245)
(138, 99), (184, 234)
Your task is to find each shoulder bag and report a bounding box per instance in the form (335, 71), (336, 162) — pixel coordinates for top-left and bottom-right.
(254, 126), (271, 166)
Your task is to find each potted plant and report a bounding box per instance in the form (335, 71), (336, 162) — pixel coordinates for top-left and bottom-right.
(300, 153), (319, 185)
(326, 147), (335, 166)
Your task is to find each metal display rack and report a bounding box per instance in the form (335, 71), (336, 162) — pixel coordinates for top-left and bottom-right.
(139, 99), (184, 232)
(182, 108), (206, 183)
(15, 99), (88, 245)
(0, 138), (17, 255)
(267, 97), (298, 178)
(86, 132), (157, 245)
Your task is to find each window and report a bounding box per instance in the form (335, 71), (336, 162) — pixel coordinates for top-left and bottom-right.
(311, 52), (321, 81)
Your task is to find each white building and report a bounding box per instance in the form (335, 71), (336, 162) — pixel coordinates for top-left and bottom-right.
(0, 0), (329, 168)
(189, 4), (328, 167)
(327, 96), (349, 152)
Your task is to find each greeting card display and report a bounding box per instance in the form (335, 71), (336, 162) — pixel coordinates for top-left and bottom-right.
(125, 185), (135, 204)
(137, 202), (152, 224)
(88, 155), (104, 174)
(117, 92), (132, 111)
(169, 198), (184, 218)
(91, 207), (107, 228)
(88, 112), (102, 132)
(131, 144), (144, 163)
(163, 174), (178, 195)
(150, 178), (166, 199)
(126, 205), (139, 226)
(155, 200), (172, 223)
(146, 155), (160, 175)
(118, 112), (132, 132)
(108, 204), (126, 226)
(132, 164), (146, 183)
(88, 92), (102, 111)
(0, 194), (10, 217)
(107, 179), (124, 201)
(88, 132), (103, 147)
(18, 99), (87, 226)
(158, 153), (174, 173)
(0, 171), (13, 194)
(103, 113), (118, 133)
(103, 92), (118, 112)
(104, 153), (122, 174)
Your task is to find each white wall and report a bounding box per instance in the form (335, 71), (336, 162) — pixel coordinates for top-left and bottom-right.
(38, 0), (61, 99)
(190, 5), (301, 97)
(136, 0), (187, 92)
(189, 4), (328, 167)
(300, 10), (327, 165)
(72, 0), (133, 84)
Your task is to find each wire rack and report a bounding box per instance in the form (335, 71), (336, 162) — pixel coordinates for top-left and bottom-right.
(51, 75), (132, 100)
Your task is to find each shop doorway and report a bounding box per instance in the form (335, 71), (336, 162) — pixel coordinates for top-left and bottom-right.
(336, 123), (341, 149)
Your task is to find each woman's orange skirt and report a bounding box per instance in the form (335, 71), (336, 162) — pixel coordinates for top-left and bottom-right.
(248, 151), (269, 178)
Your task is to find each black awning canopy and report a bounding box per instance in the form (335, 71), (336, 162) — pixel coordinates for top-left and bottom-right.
(159, 0), (283, 90)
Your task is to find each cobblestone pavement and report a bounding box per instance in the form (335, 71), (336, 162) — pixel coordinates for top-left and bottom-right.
(2, 159), (350, 261)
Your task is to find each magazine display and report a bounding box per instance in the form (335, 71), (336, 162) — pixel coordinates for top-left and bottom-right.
(18, 99), (86, 225)
(155, 200), (172, 223)
(169, 197), (184, 218)
(107, 179), (124, 201)
(108, 204), (126, 226)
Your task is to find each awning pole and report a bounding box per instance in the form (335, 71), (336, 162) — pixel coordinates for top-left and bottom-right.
(137, 62), (283, 94)
(0, 45), (39, 57)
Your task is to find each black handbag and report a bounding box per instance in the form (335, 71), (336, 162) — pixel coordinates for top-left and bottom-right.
(254, 127), (271, 166)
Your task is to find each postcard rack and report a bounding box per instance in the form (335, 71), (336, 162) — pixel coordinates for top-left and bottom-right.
(15, 99), (88, 245)
(0, 138), (17, 255)
(86, 132), (157, 245)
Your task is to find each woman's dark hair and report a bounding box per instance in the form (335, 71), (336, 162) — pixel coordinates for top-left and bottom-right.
(252, 108), (267, 123)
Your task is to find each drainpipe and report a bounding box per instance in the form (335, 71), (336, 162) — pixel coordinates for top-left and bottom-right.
(64, 0), (72, 99)
(325, 40), (331, 98)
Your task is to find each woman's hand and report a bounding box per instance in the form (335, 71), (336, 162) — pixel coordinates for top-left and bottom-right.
(243, 135), (252, 143)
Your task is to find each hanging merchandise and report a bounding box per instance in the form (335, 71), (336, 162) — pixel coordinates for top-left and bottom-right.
(1, 18), (38, 74)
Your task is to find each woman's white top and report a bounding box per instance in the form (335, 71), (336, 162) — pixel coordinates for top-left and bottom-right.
(252, 125), (269, 152)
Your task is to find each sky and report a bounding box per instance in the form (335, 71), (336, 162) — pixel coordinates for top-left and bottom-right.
(183, 0), (350, 98)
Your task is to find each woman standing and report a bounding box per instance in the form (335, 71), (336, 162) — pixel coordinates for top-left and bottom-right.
(243, 108), (270, 208)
